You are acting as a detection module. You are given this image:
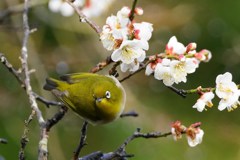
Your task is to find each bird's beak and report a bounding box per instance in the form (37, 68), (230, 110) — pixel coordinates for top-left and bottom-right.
(96, 97), (103, 103)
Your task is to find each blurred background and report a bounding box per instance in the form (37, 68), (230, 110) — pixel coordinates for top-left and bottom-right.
(1, 0), (240, 159)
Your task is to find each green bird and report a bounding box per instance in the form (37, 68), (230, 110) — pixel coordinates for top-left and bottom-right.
(43, 73), (126, 125)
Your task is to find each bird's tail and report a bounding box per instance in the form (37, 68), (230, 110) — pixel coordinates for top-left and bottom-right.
(43, 78), (61, 91)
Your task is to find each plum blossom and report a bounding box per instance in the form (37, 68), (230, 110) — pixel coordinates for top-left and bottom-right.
(48, 0), (76, 17)
(154, 59), (175, 86)
(82, 0), (115, 18)
(100, 26), (116, 51)
(145, 63), (155, 76)
(48, 0), (114, 17)
(100, 6), (153, 72)
(151, 57), (199, 86)
(133, 22), (153, 41)
(194, 49), (212, 62)
(166, 36), (186, 55)
(111, 39), (148, 64)
(145, 36), (211, 86)
(193, 92), (215, 112)
(170, 58), (198, 84)
(120, 51), (146, 72)
(171, 121), (204, 147)
(145, 57), (162, 76)
(186, 123), (204, 147)
(215, 72), (240, 111)
(171, 121), (186, 141)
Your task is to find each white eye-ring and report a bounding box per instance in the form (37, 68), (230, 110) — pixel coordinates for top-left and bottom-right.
(105, 91), (111, 99)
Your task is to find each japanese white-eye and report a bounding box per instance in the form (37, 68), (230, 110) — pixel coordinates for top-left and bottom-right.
(43, 73), (126, 125)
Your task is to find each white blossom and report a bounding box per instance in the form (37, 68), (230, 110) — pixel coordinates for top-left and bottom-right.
(171, 121), (186, 141)
(120, 50), (146, 72)
(120, 61), (139, 72)
(169, 60), (187, 84)
(48, 0), (63, 13)
(186, 129), (204, 147)
(193, 92), (215, 112)
(82, 0), (115, 18)
(48, 0), (114, 17)
(145, 63), (155, 76)
(100, 6), (153, 71)
(48, 0), (75, 17)
(166, 36), (186, 55)
(215, 72), (240, 111)
(154, 59), (175, 86)
(133, 22), (153, 41)
(105, 15), (129, 39)
(111, 39), (148, 64)
(100, 8), (130, 51)
(117, 6), (131, 19)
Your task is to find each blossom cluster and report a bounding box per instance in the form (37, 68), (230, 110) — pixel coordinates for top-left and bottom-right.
(48, 0), (114, 17)
(145, 36), (212, 86)
(100, 7), (153, 72)
(193, 72), (240, 112)
(171, 121), (204, 147)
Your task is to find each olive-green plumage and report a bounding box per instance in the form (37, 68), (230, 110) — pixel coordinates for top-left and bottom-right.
(44, 73), (126, 125)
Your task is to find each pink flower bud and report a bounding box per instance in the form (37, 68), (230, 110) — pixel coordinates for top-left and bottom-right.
(186, 42), (197, 53)
(135, 7), (144, 15)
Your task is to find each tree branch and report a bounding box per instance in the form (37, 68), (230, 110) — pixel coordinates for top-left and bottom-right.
(46, 106), (68, 132)
(78, 128), (173, 160)
(73, 121), (89, 160)
(19, 110), (36, 160)
(90, 56), (113, 73)
(66, 0), (102, 35)
(129, 0), (138, 21)
(167, 86), (187, 98)
(0, 53), (65, 108)
(120, 111), (138, 118)
(119, 61), (150, 83)
(18, 0), (46, 159)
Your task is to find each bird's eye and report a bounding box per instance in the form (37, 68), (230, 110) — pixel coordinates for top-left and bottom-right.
(105, 91), (111, 99)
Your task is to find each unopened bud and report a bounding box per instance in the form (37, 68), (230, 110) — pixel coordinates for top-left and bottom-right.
(120, 6), (131, 17)
(200, 49), (212, 62)
(135, 7), (144, 15)
(186, 42), (197, 53)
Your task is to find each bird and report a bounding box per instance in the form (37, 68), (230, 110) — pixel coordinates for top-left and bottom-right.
(43, 73), (126, 125)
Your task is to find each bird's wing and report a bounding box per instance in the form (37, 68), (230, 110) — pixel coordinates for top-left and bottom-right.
(59, 73), (99, 84)
(51, 89), (77, 112)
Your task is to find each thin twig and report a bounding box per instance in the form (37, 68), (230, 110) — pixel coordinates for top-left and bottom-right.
(120, 111), (138, 118)
(0, 53), (65, 108)
(129, 0), (138, 21)
(167, 86), (187, 98)
(21, 0), (45, 125)
(46, 106), (68, 131)
(19, 110), (36, 160)
(78, 128), (173, 160)
(20, 1), (49, 159)
(73, 121), (89, 160)
(90, 56), (112, 73)
(116, 128), (171, 155)
(0, 53), (23, 85)
(109, 61), (121, 77)
(66, 0), (102, 34)
(33, 92), (65, 108)
(119, 61), (151, 83)
(78, 151), (103, 160)
(104, 128), (171, 159)
(38, 128), (49, 159)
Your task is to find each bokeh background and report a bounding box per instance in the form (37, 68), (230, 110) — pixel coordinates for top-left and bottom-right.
(1, 0), (240, 159)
